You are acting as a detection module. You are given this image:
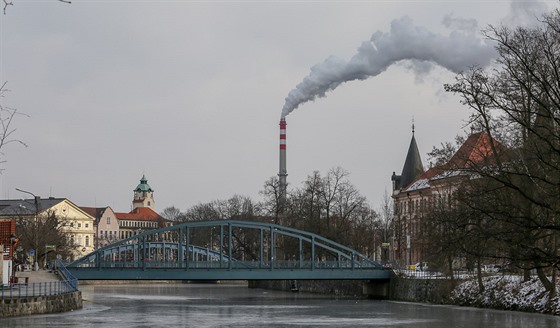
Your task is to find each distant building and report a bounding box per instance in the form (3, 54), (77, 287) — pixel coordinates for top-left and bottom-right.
(0, 197), (95, 261)
(116, 175), (167, 239)
(80, 206), (119, 249)
(132, 175), (156, 210)
(391, 130), (501, 266)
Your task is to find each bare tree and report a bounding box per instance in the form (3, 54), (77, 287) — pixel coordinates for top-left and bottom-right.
(444, 8), (560, 298)
(3, 0), (71, 15)
(160, 206), (184, 222)
(0, 82), (27, 169)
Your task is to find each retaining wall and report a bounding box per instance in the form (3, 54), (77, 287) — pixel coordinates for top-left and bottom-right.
(248, 280), (386, 298)
(389, 277), (458, 304)
(250, 276), (458, 303)
(0, 291), (82, 318)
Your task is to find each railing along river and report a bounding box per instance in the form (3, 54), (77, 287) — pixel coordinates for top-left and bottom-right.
(0, 260), (78, 300)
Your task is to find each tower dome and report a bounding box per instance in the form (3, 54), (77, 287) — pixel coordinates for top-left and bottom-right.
(133, 175), (155, 210)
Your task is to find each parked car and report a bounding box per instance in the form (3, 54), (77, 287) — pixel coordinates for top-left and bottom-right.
(414, 262), (429, 272)
(483, 264), (501, 273)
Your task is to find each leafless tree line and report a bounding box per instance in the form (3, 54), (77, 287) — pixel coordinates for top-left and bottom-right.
(160, 167), (391, 261)
(424, 8), (560, 303)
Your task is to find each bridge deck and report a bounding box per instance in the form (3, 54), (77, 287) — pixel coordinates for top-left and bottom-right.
(68, 267), (392, 280)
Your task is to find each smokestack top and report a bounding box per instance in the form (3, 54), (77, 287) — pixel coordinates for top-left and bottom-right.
(279, 118), (287, 150)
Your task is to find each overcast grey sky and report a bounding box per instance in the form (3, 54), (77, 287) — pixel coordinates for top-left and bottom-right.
(0, 1), (556, 213)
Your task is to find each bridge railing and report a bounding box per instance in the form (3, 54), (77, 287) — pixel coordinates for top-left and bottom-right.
(67, 220), (386, 276)
(73, 259), (380, 270)
(0, 261), (78, 300)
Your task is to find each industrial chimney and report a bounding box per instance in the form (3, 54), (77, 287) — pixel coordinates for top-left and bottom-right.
(278, 118), (288, 200)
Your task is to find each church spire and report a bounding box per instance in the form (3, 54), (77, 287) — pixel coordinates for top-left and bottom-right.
(392, 125), (425, 191)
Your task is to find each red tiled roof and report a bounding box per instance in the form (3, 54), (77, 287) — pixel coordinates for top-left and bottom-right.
(402, 132), (506, 192)
(115, 207), (161, 222)
(447, 132), (504, 169)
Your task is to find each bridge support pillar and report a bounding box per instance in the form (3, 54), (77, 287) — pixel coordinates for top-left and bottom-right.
(362, 280), (391, 299)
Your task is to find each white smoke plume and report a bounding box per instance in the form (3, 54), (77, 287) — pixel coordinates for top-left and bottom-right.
(281, 15), (496, 118)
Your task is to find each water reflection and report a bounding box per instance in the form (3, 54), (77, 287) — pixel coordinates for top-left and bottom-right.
(1, 283), (559, 327)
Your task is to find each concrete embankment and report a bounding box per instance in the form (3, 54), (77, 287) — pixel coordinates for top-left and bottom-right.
(249, 279), (391, 299)
(0, 270), (82, 318)
(250, 274), (456, 303)
(389, 276), (458, 304)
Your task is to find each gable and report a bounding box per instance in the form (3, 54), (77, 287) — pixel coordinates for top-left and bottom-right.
(50, 199), (95, 222)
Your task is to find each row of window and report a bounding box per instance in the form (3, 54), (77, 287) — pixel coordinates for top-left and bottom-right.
(394, 192), (455, 216)
(102, 217), (158, 229)
(99, 230), (117, 238)
(69, 222), (90, 229)
(121, 220), (158, 228)
(70, 234), (91, 247)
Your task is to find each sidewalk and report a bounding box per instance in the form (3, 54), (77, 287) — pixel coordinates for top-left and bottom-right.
(15, 269), (60, 283)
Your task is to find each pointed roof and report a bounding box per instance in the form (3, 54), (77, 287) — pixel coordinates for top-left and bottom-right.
(403, 132), (506, 193)
(80, 206), (115, 221)
(447, 132), (503, 169)
(134, 175), (153, 192)
(399, 133), (425, 189)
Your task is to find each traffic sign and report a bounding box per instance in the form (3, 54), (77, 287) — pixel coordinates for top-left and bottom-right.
(29, 248), (35, 255)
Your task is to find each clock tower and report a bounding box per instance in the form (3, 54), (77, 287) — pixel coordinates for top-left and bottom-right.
(133, 175), (155, 210)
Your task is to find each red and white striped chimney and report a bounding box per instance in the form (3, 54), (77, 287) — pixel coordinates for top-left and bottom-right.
(278, 118), (287, 198)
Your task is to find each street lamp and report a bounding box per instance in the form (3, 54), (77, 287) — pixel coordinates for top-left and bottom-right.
(15, 188), (40, 271)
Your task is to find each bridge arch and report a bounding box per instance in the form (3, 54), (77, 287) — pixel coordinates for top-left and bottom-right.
(67, 220), (390, 280)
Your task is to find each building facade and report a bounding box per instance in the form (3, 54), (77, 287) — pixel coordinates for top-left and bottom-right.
(116, 175), (167, 239)
(391, 131), (499, 267)
(81, 206), (119, 249)
(0, 197), (96, 262)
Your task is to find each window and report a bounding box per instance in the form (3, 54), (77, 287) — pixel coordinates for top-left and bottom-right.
(107, 217), (111, 225)
(85, 223), (89, 228)
(85, 236), (90, 247)
(78, 223), (81, 228)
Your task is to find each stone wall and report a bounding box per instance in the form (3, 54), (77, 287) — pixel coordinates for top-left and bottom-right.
(389, 277), (458, 304)
(250, 277), (458, 304)
(0, 291), (82, 318)
(248, 280), (386, 298)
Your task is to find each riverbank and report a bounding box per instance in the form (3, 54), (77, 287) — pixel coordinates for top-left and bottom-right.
(452, 276), (560, 315)
(251, 274), (560, 316)
(0, 270), (82, 318)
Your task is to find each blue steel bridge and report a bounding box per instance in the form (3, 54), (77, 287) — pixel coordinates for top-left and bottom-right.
(66, 220), (392, 281)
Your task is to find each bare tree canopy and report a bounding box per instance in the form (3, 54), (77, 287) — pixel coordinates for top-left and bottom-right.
(443, 8), (560, 295)
(3, 0), (70, 15)
(0, 82), (28, 170)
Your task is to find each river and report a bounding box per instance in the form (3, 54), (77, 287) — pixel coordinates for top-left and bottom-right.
(1, 283), (559, 327)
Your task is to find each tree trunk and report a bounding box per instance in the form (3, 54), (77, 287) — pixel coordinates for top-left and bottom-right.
(536, 266), (553, 292)
(447, 255), (454, 280)
(476, 258), (485, 293)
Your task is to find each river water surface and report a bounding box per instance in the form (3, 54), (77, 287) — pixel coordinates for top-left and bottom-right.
(1, 283), (560, 327)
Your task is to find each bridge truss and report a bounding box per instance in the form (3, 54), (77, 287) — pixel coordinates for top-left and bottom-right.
(67, 220), (391, 280)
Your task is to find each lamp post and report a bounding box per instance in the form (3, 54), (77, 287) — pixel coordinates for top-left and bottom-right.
(15, 188), (40, 271)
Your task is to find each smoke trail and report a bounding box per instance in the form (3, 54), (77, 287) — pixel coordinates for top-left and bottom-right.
(281, 16), (496, 118)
